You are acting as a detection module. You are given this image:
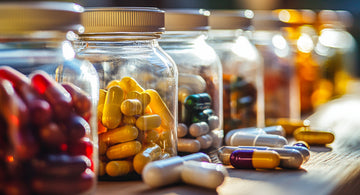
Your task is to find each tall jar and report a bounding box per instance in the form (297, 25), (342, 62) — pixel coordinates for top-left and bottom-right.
(0, 2), (99, 195)
(77, 7), (178, 179)
(159, 9), (223, 154)
(207, 10), (264, 134)
(313, 10), (358, 107)
(251, 11), (300, 124)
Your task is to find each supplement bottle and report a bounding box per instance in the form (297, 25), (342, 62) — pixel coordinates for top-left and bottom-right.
(159, 9), (223, 154)
(77, 7), (178, 179)
(251, 11), (300, 123)
(207, 10), (264, 134)
(0, 2), (98, 194)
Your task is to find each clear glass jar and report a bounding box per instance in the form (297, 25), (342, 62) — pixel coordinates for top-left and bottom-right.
(207, 10), (264, 134)
(313, 10), (358, 107)
(76, 7), (178, 179)
(251, 11), (300, 124)
(159, 9), (223, 154)
(0, 2), (98, 195)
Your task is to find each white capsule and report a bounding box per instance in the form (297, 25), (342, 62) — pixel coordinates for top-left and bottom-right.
(179, 73), (206, 94)
(262, 126), (286, 137)
(270, 148), (303, 169)
(196, 134), (213, 149)
(283, 145), (310, 162)
(229, 132), (288, 148)
(208, 115), (220, 130)
(177, 123), (188, 138)
(178, 138), (201, 153)
(209, 130), (223, 148)
(225, 127), (265, 145)
(181, 161), (228, 189)
(142, 153), (211, 188)
(189, 122), (209, 137)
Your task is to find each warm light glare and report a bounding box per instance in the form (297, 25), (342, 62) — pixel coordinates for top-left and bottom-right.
(278, 10), (291, 23)
(244, 10), (254, 19)
(297, 33), (314, 53)
(62, 41), (76, 60)
(6, 155), (14, 163)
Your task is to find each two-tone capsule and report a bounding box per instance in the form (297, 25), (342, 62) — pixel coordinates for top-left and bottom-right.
(229, 149), (280, 169)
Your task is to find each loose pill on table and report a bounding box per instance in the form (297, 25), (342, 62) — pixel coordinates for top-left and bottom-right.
(266, 118), (310, 135)
(177, 123), (188, 138)
(102, 85), (124, 129)
(293, 127), (335, 145)
(106, 160), (133, 177)
(100, 125), (138, 146)
(177, 138), (201, 153)
(283, 145), (310, 162)
(228, 131), (288, 148)
(133, 143), (161, 174)
(230, 149), (280, 169)
(106, 141), (142, 160)
(189, 122), (209, 137)
(184, 93), (211, 111)
(121, 99), (142, 116)
(196, 134), (213, 149)
(225, 127), (266, 145)
(293, 141), (310, 149)
(136, 114), (162, 131)
(262, 125), (286, 137)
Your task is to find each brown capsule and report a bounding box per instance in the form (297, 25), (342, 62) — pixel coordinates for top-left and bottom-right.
(39, 122), (67, 148)
(62, 83), (92, 117)
(66, 115), (89, 141)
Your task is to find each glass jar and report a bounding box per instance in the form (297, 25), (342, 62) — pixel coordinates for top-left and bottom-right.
(313, 10), (358, 107)
(207, 10), (264, 134)
(251, 11), (300, 123)
(77, 7), (178, 179)
(159, 9), (223, 154)
(0, 2), (98, 195)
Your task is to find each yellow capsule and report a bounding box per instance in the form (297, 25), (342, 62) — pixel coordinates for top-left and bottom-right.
(136, 114), (162, 131)
(97, 89), (107, 120)
(119, 77), (144, 94)
(105, 160), (133, 177)
(102, 85), (124, 129)
(133, 143), (161, 174)
(145, 89), (174, 130)
(121, 99), (142, 116)
(138, 129), (159, 143)
(293, 127), (335, 145)
(99, 137), (108, 155)
(157, 129), (176, 154)
(122, 115), (137, 125)
(106, 141), (142, 160)
(266, 118), (310, 135)
(127, 91), (151, 111)
(106, 80), (121, 89)
(100, 125), (139, 146)
(99, 160), (107, 176)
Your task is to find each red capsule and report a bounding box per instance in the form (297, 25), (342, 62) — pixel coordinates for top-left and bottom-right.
(39, 122), (67, 148)
(68, 137), (93, 158)
(30, 71), (72, 120)
(62, 83), (92, 117)
(0, 66), (29, 88)
(66, 115), (89, 141)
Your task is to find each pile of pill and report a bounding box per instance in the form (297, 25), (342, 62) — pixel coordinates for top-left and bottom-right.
(97, 77), (176, 177)
(0, 67), (94, 194)
(143, 152), (228, 189)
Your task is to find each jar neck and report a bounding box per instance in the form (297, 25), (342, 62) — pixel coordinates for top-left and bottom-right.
(159, 31), (207, 43)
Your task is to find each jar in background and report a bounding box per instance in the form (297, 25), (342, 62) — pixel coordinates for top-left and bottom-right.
(77, 7), (178, 179)
(159, 9), (223, 154)
(251, 11), (300, 123)
(207, 10), (264, 134)
(0, 2), (98, 195)
(313, 10), (358, 107)
(274, 9), (321, 116)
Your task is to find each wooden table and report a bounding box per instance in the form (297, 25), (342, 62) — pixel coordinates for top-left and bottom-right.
(96, 94), (360, 195)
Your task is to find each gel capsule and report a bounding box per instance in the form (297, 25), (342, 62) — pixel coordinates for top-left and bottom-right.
(230, 149), (280, 169)
(196, 134), (213, 149)
(100, 125), (138, 146)
(293, 127), (335, 145)
(225, 128), (266, 145)
(106, 141), (142, 160)
(97, 89), (106, 120)
(142, 152), (211, 188)
(283, 145), (310, 162)
(145, 89), (174, 130)
(177, 123), (188, 138)
(133, 143), (161, 174)
(137, 129), (159, 143)
(119, 77), (145, 94)
(181, 161), (228, 189)
(177, 138), (201, 153)
(136, 114), (162, 131)
(189, 122), (209, 137)
(208, 115), (220, 130)
(263, 126), (285, 137)
(62, 83), (92, 117)
(228, 131), (288, 148)
(102, 85), (124, 129)
(121, 99), (142, 116)
(184, 93), (211, 111)
(266, 118), (310, 135)
(106, 160), (133, 177)
(293, 141), (310, 149)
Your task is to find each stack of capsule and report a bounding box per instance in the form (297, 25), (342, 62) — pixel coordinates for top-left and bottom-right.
(0, 67), (94, 194)
(97, 77), (176, 177)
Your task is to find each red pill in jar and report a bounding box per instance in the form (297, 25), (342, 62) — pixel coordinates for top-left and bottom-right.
(0, 66), (29, 88)
(66, 115), (89, 141)
(32, 168), (95, 195)
(30, 71), (73, 120)
(62, 83), (92, 117)
(39, 122), (67, 148)
(68, 137), (93, 157)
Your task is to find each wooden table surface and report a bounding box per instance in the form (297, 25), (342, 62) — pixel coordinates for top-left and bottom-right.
(96, 94), (360, 195)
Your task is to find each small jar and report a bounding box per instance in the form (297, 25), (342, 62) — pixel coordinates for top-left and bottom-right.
(77, 7), (178, 179)
(313, 10), (358, 106)
(251, 11), (300, 123)
(0, 2), (98, 195)
(207, 10), (265, 134)
(159, 9), (223, 154)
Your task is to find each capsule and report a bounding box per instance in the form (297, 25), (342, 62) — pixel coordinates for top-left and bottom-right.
(127, 91), (151, 113)
(106, 141), (142, 160)
(106, 79), (121, 89)
(137, 129), (159, 143)
(283, 145), (310, 162)
(66, 115), (89, 141)
(177, 138), (201, 153)
(39, 122), (66, 148)
(227, 131), (288, 148)
(181, 161), (228, 189)
(293, 141), (310, 149)
(100, 125), (138, 146)
(62, 83), (92, 117)
(208, 115), (220, 131)
(99, 161), (106, 177)
(225, 127), (266, 145)
(177, 123), (188, 138)
(136, 114), (162, 131)
(102, 85), (124, 129)
(142, 152), (211, 188)
(98, 89), (106, 121)
(105, 160), (133, 177)
(266, 118), (310, 135)
(145, 89), (174, 130)
(122, 115), (137, 125)
(179, 73), (207, 94)
(184, 93), (211, 111)
(189, 122), (209, 137)
(196, 134), (213, 149)
(119, 77), (145, 94)
(133, 143), (161, 174)
(230, 149), (280, 169)
(121, 99), (142, 116)
(293, 127), (335, 145)
(262, 126), (286, 137)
